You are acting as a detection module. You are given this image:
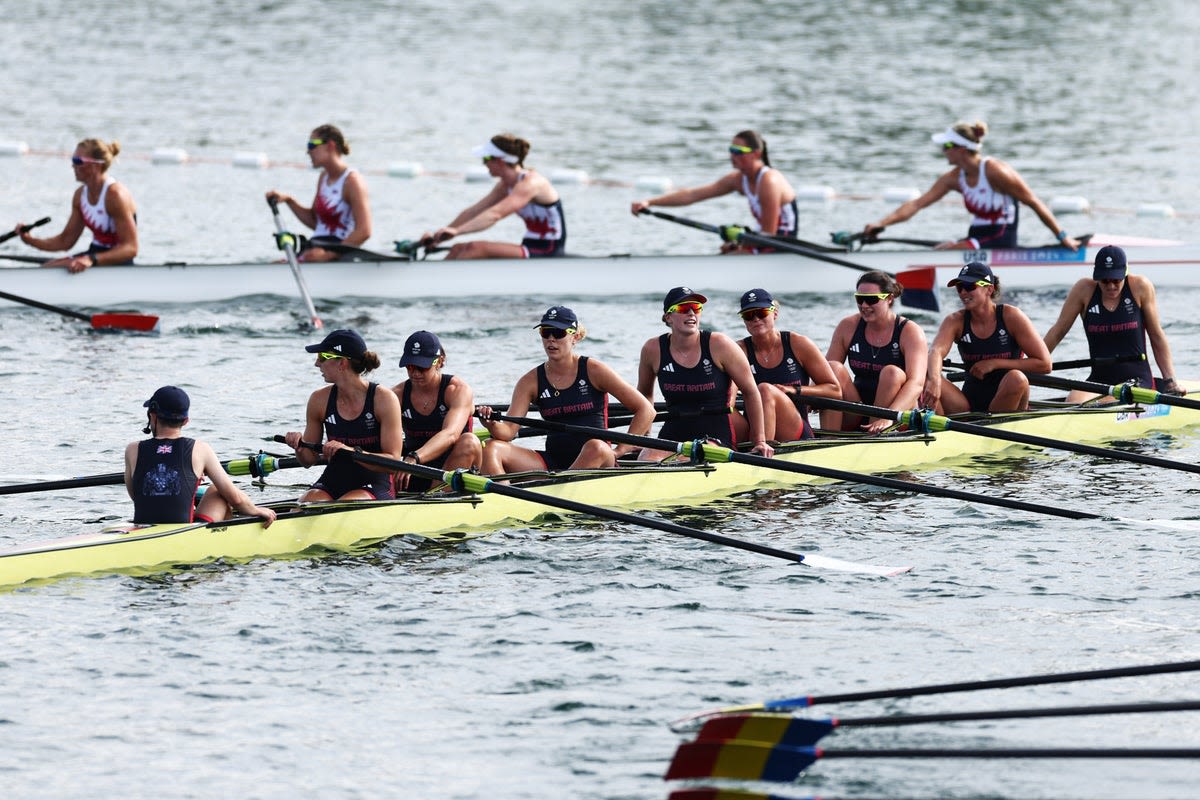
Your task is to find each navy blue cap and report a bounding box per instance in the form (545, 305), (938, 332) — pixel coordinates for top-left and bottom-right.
(304, 328), (367, 359)
(535, 306), (578, 330)
(143, 385), (189, 420)
(399, 330), (442, 368)
(1093, 245), (1128, 280)
(663, 286), (708, 311)
(947, 261), (995, 287)
(739, 288), (776, 311)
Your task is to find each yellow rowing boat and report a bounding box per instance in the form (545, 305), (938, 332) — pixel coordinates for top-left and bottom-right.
(2, 393), (1197, 589)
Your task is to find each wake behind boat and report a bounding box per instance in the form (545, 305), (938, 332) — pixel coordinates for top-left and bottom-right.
(1, 235), (1198, 308)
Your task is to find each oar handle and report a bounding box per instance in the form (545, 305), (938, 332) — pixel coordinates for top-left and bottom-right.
(0, 216), (51, 245)
(267, 197), (323, 330)
(635, 207), (723, 235)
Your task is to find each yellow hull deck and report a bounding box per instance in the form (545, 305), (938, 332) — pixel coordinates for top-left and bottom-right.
(2, 397), (1196, 588)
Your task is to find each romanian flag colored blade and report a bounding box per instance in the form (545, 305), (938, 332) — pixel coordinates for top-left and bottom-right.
(665, 741), (819, 782)
(669, 789), (817, 800)
(695, 713), (835, 747)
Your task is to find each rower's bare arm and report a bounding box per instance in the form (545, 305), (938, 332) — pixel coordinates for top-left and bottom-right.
(1133, 276), (1180, 381)
(446, 182), (509, 231)
(988, 161), (1079, 250)
(867, 171), (956, 233)
(423, 378), (475, 461)
(483, 372), (538, 441)
(895, 322), (930, 408)
(631, 172), (741, 214)
(1042, 280), (1091, 352)
(1010, 308), (1053, 374)
(793, 333), (841, 399)
(122, 441), (139, 501)
(31, 189), (86, 254)
(287, 391), (328, 467)
(593, 359), (656, 440)
(636, 338), (660, 402)
(196, 442), (275, 526)
(824, 315), (857, 362)
(713, 333), (773, 456)
(100, 182), (139, 265)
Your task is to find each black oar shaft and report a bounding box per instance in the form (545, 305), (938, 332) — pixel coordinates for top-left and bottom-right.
(799, 395), (1200, 476)
(819, 747), (1200, 759)
(0, 289), (90, 321)
(799, 659), (1200, 706)
(0, 216), (50, 245)
(1024, 371), (1200, 412)
(349, 450), (812, 565)
(841, 699), (1200, 728)
(488, 413), (1102, 522)
(0, 454), (303, 496)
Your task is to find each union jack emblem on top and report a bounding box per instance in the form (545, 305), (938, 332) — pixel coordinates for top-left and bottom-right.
(157, 444), (174, 454)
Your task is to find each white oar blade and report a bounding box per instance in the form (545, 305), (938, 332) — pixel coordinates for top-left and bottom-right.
(802, 552), (913, 576)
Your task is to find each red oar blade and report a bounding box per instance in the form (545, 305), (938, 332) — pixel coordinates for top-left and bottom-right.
(90, 313), (160, 332)
(665, 740), (819, 781)
(896, 266), (939, 312)
(695, 713), (835, 747)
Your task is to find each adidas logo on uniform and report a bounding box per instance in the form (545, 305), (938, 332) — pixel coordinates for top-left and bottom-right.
(662, 363), (676, 372)
(325, 414), (337, 425)
(1088, 304), (1100, 315)
(540, 388), (553, 399)
(849, 343), (860, 353)
(961, 333), (973, 344)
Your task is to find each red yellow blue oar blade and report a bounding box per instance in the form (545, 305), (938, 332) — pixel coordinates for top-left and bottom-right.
(695, 713), (836, 747)
(669, 789), (817, 800)
(665, 740), (820, 781)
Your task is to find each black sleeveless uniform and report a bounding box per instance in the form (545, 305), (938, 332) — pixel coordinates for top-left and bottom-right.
(132, 437), (198, 523)
(657, 332), (735, 446)
(1083, 282), (1154, 388)
(313, 383), (394, 500)
(846, 317), (910, 405)
(741, 331), (813, 440)
(400, 374), (472, 492)
(956, 304), (1024, 412)
(533, 357), (608, 469)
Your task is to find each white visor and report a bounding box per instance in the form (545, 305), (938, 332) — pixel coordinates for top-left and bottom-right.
(930, 128), (982, 152)
(471, 140), (520, 164)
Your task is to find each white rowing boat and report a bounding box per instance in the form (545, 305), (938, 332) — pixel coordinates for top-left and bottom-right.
(1, 235), (1197, 309)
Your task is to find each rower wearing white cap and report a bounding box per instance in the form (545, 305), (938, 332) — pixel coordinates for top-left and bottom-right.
(424, 133), (566, 260)
(863, 120), (1080, 252)
(1043, 245), (1184, 400)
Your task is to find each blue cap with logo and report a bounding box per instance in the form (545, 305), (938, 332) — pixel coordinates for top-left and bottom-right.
(947, 261), (996, 287)
(398, 330), (442, 368)
(143, 385), (190, 421)
(739, 288), (776, 311)
(304, 328), (367, 360)
(535, 305), (579, 330)
(1093, 245), (1128, 280)
(663, 286), (708, 311)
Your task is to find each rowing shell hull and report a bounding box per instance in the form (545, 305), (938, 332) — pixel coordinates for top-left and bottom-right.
(2, 396), (1195, 588)
(2, 237), (1198, 307)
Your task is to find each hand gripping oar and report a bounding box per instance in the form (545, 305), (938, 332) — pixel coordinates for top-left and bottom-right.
(669, 658), (1200, 728)
(0, 216), (51, 245)
(0, 454), (303, 496)
(347, 450), (910, 575)
(0, 289), (159, 332)
(665, 740), (1200, 782)
(692, 699), (1200, 748)
(635, 209), (939, 313)
(267, 197), (323, 330)
(797, 394), (1200, 477)
(483, 414), (1162, 525)
(1021, 371), (1200, 412)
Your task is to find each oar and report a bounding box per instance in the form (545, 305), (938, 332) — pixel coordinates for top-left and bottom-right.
(635, 209), (939, 313)
(693, 699), (1200, 748)
(347, 450), (911, 575)
(0, 454), (304, 496)
(267, 197), (323, 330)
(798, 394), (1200, 476)
(665, 740), (1200, 782)
(0, 216), (50, 245)
(670, 658), (1200, 726)
(482, 414), (1166, 525)
(0, 289), (159, 332)
(1049, 354), (1147, 371)
(831, 229), (943, 248)
(309, 241), (410, 262)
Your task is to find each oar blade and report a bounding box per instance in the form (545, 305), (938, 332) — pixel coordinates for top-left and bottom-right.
(695, 713), (834, 748)
(668, 789), (800, 800)
(896, 266), (939, 312)
(801, 551), (912, 576)
(665, 740), (817, 781)
(90, 313), (160, 332)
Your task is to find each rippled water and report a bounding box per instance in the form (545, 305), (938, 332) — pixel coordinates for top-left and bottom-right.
(2, 2), (1200, 798)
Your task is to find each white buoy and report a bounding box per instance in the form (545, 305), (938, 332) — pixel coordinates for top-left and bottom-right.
(1050, 196), (1091, 214)
(1136, 203), (1176, 218)
(882, 187), (920, 202)
(151, 147), (188, 165)
(233, 151), (269, 169)
(465, 165), (491, 183)
(549, 168), (588, 185)
(796, 184), (836, 203)
(634, 176), (673, 194)
(388, 161), (423, 178)
(0, 140), (29, 157)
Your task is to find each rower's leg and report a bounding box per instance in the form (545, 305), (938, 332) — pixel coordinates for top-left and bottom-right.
(989, 370), (1032, 413)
